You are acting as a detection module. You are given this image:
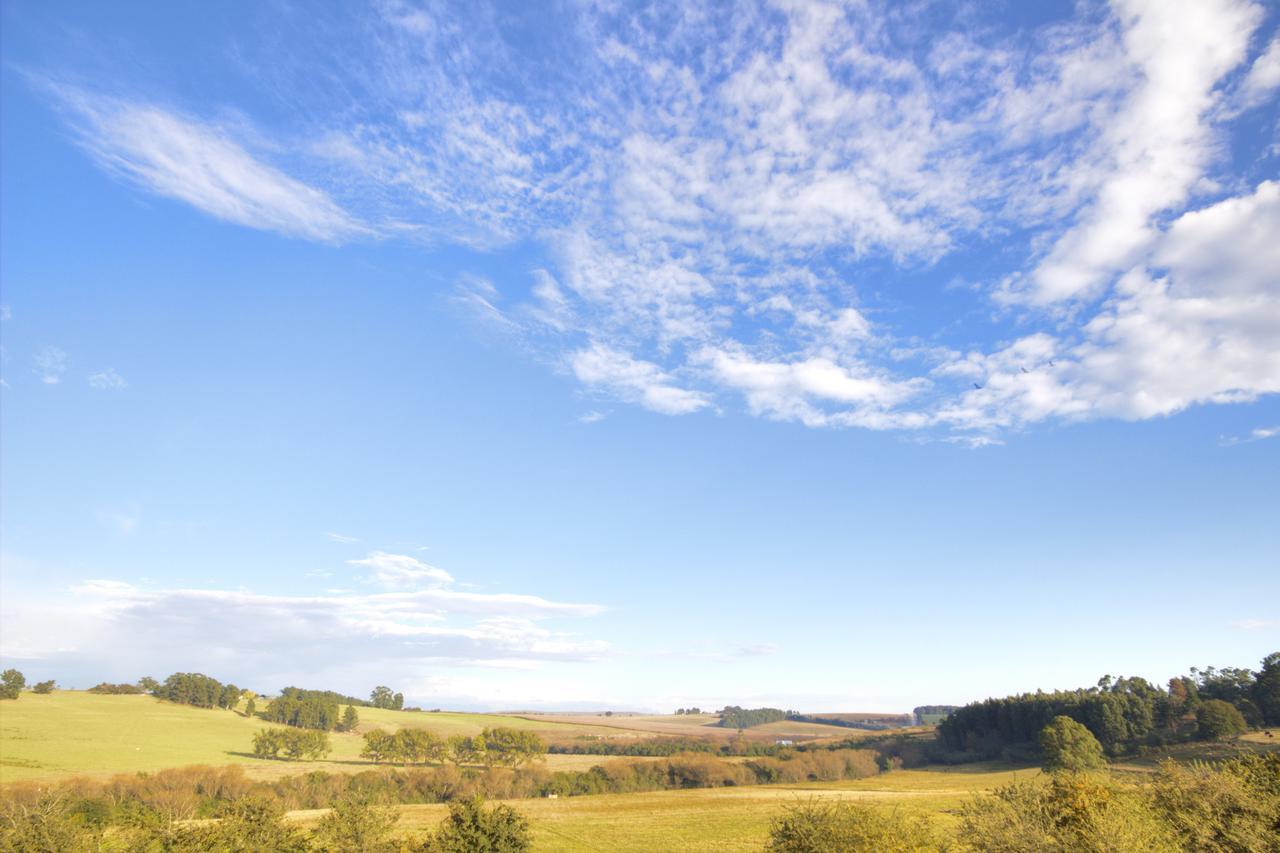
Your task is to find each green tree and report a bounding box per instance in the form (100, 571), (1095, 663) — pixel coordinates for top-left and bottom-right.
(370, 685), (395, 709)
(338, 704), (360, 732)
(422, 796), (531, 852)
(1254, 651), (1280, 726)
(32, 680), (56, 694)
(137, 676), (160, 693)
(0, 669), (26, 700)
(1039, 715), (1106, 772)
(1197, 699), (1248, 741)
(361, 729), (396, 763)
(252, 729), (286, 759)
(479, 727), (545, 767)
(245, 697), (257, 718)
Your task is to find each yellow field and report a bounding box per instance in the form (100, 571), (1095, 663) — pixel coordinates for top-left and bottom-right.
(286, 764), (1039, 851)
(0, 692), (634, 784)
(516, 712), (860, 742)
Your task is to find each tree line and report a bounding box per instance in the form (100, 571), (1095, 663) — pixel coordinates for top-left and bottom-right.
(939, 652), (1280, 760)
(361, 727), (545, 767)
(716, 706), (794, 728)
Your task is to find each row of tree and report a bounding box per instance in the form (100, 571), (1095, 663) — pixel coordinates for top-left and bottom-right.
(939, 652), (1279, 758)
(361, 727), (545, 767)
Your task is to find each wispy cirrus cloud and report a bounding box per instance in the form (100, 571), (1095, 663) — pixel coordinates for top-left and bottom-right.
(50, 85), (369, 242)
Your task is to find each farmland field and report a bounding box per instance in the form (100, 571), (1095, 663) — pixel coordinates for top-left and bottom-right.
(284, 764), (1041, 851)
(517, 712), (860, 742)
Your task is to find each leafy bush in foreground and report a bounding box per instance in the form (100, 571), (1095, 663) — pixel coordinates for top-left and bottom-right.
(766, 799), (940, 852)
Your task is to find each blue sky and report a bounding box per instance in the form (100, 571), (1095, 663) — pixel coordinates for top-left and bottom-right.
(1, 0), (1277, 712)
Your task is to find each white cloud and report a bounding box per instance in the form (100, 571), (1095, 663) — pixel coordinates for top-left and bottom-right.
(697, 345), (926, 429)
(54, 87), (368, 242)
(1232, 617), (1277, 630)
(1220, 425), (1280, 446)
(38, 2), (1279, 441)
(33, 346), (68, 384)
(347, 551), (454, 588)
(0, 580), (607, 686)
(1017, 0), (1261, 305)
(1239, 36), (1280, 107)
(88, 368), (127, 390)
(937, 180), (1280, 431)
(325, 532), (360, 544)
(571, 343), (709, 416)
(577, 410), (607, 424)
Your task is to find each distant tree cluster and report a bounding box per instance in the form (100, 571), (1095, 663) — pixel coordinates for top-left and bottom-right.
(31, 680), (56, 694)
(913, 705), (960, 725)
(674, 707), (704, 715)
(788, 713), (912, 731)
(361, 727), (545, 767)
(88, 682), (145, 695)
(940, 652), (1280, 759)
(369, 685), (405, 710)
(264, 689), (340, 731)
(155, 672), (240, 710)
(0, 669), (25, 700)
(716, 706), (793, 729)
(252, 728), (332, 761)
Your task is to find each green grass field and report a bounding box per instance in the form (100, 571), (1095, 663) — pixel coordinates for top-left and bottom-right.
(285, 764), (1039, 851)
(0, 692), (634, 783)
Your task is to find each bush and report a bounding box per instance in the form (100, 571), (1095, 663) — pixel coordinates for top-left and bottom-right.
(1039, 715), (1106, 772)
(766, 799), (940, 852)
(958, 773), (1178, 851)
(1196, 699), (1248, 741)
(422, 796), (531, 852)
(310, 796), (401, 851)
(1149, 754), (1280, 850)
(31, 681), (56, 695)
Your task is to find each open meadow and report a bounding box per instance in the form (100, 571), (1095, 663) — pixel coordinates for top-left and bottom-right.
(0, 692), (647, 784)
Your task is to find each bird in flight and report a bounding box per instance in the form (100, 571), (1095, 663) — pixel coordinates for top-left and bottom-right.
(973, 382), (983, 390)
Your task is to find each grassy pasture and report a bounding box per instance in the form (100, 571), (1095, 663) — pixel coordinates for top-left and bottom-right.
(0, 692), (635, 784)
(285, 764), (1039, 851)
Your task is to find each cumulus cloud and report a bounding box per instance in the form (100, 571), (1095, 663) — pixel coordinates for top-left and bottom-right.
(1017, 0), (1260, 305)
